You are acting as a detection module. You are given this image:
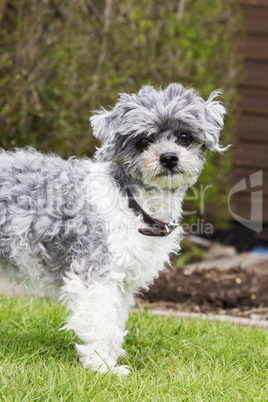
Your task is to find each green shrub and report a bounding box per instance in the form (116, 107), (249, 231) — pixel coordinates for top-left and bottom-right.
(0, 0), (242, 228)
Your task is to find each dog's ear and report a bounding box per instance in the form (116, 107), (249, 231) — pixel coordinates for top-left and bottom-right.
(90, 109), (117, 161)
(90, 109), (112, 143)
(204, 90), (230, 152)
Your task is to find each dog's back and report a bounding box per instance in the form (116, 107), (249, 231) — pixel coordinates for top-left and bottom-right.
(0, 148), (109, 293)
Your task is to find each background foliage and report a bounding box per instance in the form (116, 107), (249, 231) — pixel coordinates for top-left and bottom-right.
(0, 0), (242, 228)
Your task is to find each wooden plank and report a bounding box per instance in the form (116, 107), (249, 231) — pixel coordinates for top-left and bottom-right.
(241, 7), (268, 34)
(241, 36), (268, 61)
(235, 0), (268, 224)
(184, 252), (268, 273)
(238, 61), (268, 88)
(230, 194), (267, 222)
(235, 114), (268, 141)
(234, 142), (268, 168)
(239, 0), (268, 6)
(232, 167), (268, 196)
(239, 88), (268, 115)
(132, 308), (268, 329)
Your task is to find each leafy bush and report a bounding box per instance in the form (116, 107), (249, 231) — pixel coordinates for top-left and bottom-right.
(0, 0), (242, 227)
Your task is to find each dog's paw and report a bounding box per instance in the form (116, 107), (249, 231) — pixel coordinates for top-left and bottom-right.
(112, 365), (130, 376)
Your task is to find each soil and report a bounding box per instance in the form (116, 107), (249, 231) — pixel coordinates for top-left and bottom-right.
(141, 261), (268, 320)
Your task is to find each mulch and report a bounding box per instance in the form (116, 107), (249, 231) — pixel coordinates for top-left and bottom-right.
(141, 260), (268, 321)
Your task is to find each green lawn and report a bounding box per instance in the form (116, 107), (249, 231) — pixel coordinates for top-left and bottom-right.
(0, 295), (268, 401)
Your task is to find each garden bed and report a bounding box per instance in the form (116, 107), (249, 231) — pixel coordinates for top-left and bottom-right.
(142, 252), (268, 321)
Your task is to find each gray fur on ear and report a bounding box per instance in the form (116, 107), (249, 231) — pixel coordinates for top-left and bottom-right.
(90, 109), (116, 162)
(204, 90), (230, 152)
(90, 108), (112, 143)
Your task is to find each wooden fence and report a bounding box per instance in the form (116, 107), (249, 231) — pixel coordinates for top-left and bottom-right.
(231, 0), (268, 224)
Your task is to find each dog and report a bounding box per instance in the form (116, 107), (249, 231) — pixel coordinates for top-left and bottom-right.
(0, 83), (227, 375)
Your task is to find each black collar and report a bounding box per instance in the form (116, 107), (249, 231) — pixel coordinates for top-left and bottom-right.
(116, 177), (179, 237)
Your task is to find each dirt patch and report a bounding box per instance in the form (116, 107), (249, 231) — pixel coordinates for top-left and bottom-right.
(142, 261), (268, 319)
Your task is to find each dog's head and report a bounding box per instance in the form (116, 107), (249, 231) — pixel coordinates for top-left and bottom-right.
(90, 84), (227, 189)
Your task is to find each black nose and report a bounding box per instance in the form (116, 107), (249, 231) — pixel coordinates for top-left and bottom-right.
(160, 152), (179, 170)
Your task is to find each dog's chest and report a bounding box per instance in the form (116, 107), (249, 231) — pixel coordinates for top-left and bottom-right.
(89, 166), (182, 290)
(111, 230), (178, 290)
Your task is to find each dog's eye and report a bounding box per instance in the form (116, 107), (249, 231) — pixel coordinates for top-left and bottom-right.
(136, 138), (150, 151)
(176, 133), (193, 146)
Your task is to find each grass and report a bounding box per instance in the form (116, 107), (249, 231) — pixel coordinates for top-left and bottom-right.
(0, 296), (268, 401)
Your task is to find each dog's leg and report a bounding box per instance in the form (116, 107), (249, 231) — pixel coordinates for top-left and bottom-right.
(60, 272), (130, 375)
(116, 292), (135, 361)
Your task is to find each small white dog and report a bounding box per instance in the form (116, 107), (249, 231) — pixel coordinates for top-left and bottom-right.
(0, 84), (226, 375)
